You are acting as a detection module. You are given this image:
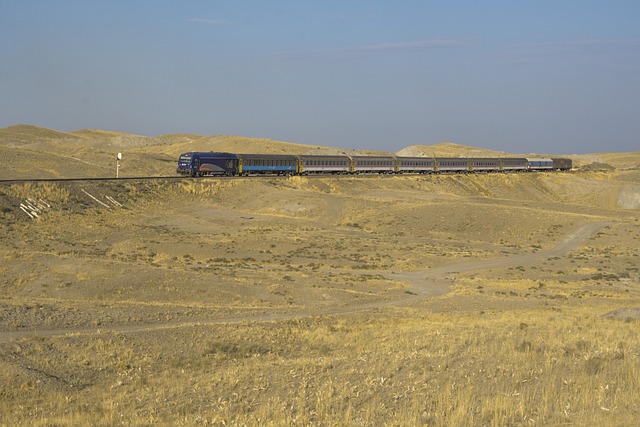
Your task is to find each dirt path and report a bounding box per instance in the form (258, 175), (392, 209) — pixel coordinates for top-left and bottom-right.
(0, 221), (611, 343)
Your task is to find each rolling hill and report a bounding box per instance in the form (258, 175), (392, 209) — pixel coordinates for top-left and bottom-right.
(0, 124), (638, 179)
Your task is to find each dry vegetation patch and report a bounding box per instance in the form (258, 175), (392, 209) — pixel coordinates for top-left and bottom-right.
(1, 164), (639, 425)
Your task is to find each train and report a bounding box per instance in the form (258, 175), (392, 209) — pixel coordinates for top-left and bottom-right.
(176, 152), (572, 177)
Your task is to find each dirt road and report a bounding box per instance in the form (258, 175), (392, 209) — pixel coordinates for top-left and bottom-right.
(0, 221), (611, 343)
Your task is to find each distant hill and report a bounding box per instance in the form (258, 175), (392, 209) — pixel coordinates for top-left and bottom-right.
(396, 143), (508, 158)
(69, 129), (142, 139)
(0, 124), (86, 146)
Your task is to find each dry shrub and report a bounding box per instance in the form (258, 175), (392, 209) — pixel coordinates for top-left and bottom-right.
(6, 182), (70, 204)
(175, 179), (236, 195)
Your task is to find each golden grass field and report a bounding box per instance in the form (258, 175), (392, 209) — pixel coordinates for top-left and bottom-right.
(0, 125), (639, 426)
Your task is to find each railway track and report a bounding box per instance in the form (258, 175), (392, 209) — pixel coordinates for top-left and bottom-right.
(0, 175), (188, 185)
(0, 169), (565, 185)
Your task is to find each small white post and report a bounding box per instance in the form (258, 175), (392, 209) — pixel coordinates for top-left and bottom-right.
(116, 152), (122, 178)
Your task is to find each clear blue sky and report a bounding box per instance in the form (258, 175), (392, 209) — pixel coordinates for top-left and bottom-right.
(1, 1), (639, 154)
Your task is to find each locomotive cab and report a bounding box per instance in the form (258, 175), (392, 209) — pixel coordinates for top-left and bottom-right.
(177, 152), (239, 176)
(177, 152), (196, 176)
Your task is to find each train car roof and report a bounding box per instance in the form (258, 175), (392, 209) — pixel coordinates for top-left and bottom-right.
(300, 154), (352, 159)
(237, 153), (299, 159)
(179, 151), (238, 157)
(350, 155), (396, 159)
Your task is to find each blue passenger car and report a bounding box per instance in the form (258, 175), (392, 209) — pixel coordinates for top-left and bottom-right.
(526, 158), (553, 171)
(177, 152), (239, 176)
(238, 154), (299, 175)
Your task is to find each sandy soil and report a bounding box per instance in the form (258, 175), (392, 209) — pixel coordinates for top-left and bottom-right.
(1, 125), (639, 425)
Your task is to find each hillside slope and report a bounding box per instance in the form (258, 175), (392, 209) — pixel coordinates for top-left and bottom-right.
(0, 124), (638, 179)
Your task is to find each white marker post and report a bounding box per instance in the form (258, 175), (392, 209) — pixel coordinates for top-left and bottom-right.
(116, 152), (122, 178)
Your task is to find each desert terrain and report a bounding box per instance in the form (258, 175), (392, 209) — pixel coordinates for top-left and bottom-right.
(1, 124), (639, 426)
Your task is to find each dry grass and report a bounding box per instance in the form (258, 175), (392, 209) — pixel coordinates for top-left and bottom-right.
(1, 305), (638, 426)
(0, 132), (639, 426)
(4, 182), (70, 203)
